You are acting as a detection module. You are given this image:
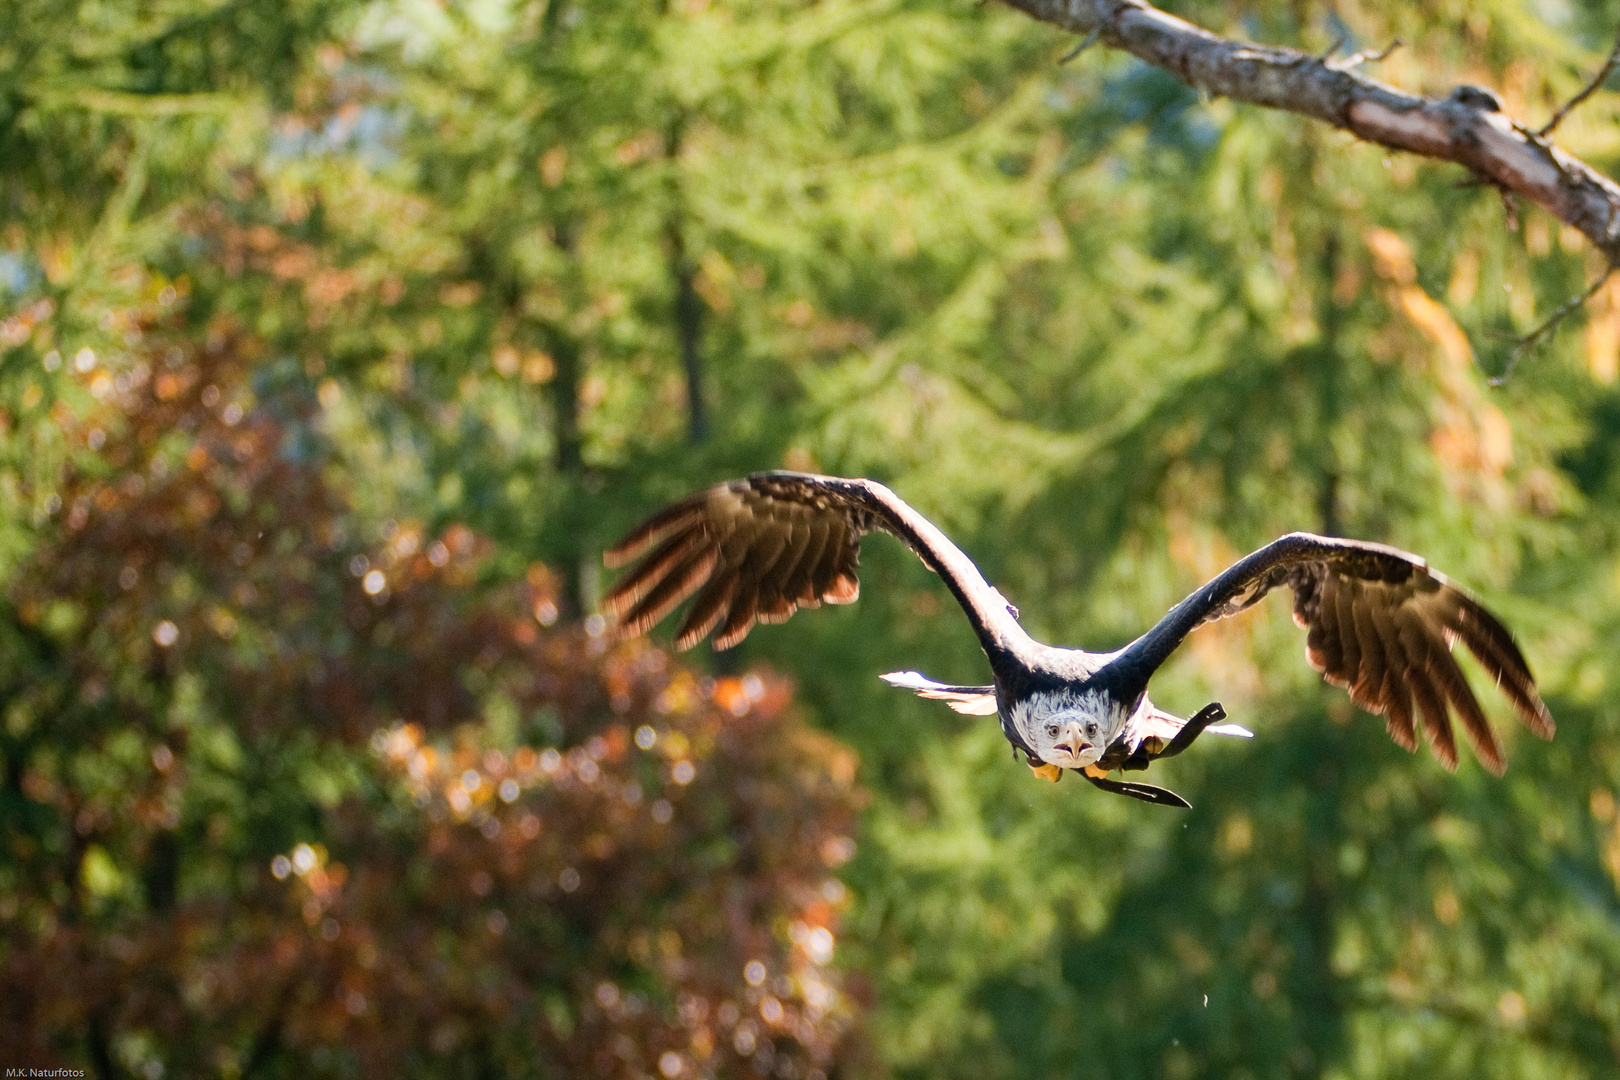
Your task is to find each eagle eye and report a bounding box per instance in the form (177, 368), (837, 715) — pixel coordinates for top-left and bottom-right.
(1046, 723), (1059, 739)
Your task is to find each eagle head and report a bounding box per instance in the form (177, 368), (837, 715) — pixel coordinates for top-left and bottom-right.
(1016, 690), (1118, 770)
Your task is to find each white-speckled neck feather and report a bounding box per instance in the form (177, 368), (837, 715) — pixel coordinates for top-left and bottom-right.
(1011, 688), (1143, 768)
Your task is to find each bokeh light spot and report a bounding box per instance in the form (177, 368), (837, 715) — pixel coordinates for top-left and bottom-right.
(291, 844), (317, 875)
(805, 926), (834, 964)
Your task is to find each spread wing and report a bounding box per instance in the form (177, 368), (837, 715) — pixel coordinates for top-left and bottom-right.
(602, 472), (1033, 658)
(1111, 532), (1553, 775)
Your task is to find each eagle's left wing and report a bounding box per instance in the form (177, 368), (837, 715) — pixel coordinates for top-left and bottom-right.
(1110, 532), (1553, 775)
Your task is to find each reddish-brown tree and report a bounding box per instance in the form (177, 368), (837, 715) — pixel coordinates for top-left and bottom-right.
(0, 299), (866, 1079)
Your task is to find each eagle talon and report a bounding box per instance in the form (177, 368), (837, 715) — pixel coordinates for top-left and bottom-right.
(1084, 771), (1193, 808)
(1030, 762), (1063, 782)
(1156, 701), (1227, 760)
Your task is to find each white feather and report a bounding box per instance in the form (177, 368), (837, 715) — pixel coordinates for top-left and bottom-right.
(880, 670), (941, 690)
(880, 671), (999, 715)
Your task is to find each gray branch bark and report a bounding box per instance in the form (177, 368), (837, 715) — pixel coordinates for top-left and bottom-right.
(1004, 0), (1620, 264)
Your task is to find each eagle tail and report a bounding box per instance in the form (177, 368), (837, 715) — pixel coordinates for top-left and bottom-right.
(880, 671), (999, 715)
(1138, 703), (1253, 744)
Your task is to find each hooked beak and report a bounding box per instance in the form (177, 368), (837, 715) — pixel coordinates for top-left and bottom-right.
(1058, 720), (1094, 764)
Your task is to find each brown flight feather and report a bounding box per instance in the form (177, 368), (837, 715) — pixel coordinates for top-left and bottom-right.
(1397, 611), (1459, 770)
(602, 525), (707, 618)
(619, 548), (718, 639)
(603, 502), (702, 569)
(1369, 603), (1419, 752)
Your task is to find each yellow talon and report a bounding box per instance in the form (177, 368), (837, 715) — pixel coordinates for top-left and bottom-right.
(1030, 763), (1062, 783)
(1082, 764), (1110, 779)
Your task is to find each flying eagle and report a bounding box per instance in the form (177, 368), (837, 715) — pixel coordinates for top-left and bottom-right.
(602, 473), (1553, 807)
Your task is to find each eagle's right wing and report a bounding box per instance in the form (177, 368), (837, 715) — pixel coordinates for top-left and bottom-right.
(603, 472), (1034, 659)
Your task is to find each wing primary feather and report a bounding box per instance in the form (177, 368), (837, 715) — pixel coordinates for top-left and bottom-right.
(673, 521), (760, 649)
(674, 574), (738, 651)
(713, 589), (760, 651)
(1399, 615), (1459, 770)
(1444, 600), (1554, 738)
(1408, 667), (1458, 770)
(619, 549), (719, 638)
(1370, 604), (1418, 752)
(1348, 588), (1389, 711)
(1384, 688), (1418, 752)
(603, 503), (702, 569)
(1424, 636), (1505, 776)
(600, 525), (706, 617)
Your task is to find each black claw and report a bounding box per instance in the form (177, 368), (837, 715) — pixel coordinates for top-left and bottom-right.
(1084, 772), (1193, 809)
(1156, 701), (1226, 761)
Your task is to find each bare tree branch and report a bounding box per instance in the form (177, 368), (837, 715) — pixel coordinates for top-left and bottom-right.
(1059, 27), (1101, 63)
(1324, 38), (1402, 73)
(1488, 268), (1615, 385)
(1001, 0), (1620, 265)
(1539, 26), (1620, 139)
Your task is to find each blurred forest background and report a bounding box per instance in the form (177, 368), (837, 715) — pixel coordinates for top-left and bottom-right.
(6, 0), (1620, 1076)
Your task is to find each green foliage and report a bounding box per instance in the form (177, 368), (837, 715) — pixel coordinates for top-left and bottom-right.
(5, 0), (1620, 1077)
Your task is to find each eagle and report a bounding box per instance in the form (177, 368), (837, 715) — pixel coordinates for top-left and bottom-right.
(601, 472), (1553, 807)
